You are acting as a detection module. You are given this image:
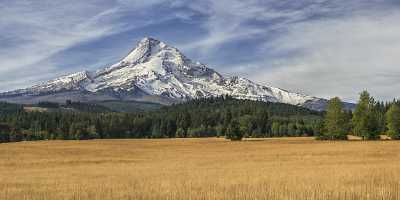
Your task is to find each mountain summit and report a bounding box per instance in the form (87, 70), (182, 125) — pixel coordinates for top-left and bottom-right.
(0, 37), (344, 110)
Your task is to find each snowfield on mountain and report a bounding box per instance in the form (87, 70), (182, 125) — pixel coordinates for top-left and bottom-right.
(0, 37), (352, 111)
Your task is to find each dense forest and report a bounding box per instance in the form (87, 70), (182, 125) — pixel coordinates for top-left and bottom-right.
(0, 96), (323, 143)
(1, 92), (399, 143)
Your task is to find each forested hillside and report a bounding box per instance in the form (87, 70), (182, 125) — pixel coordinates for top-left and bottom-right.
(0, 96), (323, 143)
(0, 102), (23, 115)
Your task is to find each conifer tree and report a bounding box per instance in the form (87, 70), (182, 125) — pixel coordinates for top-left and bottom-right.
(287, 123), (297, 136)
(239, 115), (253, 137)
(0, 123), (10, 143)
(352, 91), (370, 137)
(0, 97), (325, 142)
(87, 125), (99, 139)
(279, 124), (288, 136)
(176, 128), (186, 138)
(271, 122), (280, 137)
(226, 120), (243, 141)
(323, 97), (347, 140)
(386, 103), (400, 139)
(352, 91), (379, 139)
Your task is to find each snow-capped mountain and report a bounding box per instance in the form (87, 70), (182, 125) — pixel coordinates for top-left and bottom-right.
(0, 37), (348, 111)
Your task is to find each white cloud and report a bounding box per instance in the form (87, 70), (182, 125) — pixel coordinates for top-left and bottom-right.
(178, 0), (367, 52)
(0, 0), (170, 91)
(252, 10), (400, 102)
(1, 0), (399, 102)
(177, 1), (265, 51)
(0, 1), (119, 73)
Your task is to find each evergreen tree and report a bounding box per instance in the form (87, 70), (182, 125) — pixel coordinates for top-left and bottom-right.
(287, 123), (297, 136)
(352, 91), (370, 137)
(239, 115), (253, 138)
(176, 128), (186, 138)
(0, 97), (324, 143)
(226, 120), (243, 141)
(365, 99), (381, 139)
(87, 125), (99, 139)
(215, 124), (225, 137)
(386, 104), (400, 139)
(342, 110), (353, 133)
(251, 127), (263, 138)
(151, 121), (163, 138)
(279, 124), (288, 136)
(296, 121), (305, 136)
(271, 122), (280, 137)
(322, 97), (347, 140)
(223, 109), (233, 127)
(68, 123), (76, 140)
(0, 123), (10, 143)
(352, 91), (379, 139)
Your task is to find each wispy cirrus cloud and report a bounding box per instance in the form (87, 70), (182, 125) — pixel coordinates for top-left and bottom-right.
(1, 0), (400, 102)
(252, 9), (400, 102)
(177, 0), (377, 52)
(176, 0), (400, 102)
(0, 0), (171, 90)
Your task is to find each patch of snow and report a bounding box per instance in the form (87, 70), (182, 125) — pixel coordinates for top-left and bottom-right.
(2, 37), (323, 108)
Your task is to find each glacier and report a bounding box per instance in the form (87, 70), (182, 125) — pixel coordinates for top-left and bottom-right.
(0, 37), (352, 111)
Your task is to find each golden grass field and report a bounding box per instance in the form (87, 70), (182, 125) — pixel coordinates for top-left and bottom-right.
(1, 137), (400, 200)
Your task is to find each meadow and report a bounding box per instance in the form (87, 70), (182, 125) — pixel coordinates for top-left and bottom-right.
(0, 137), (399, 200)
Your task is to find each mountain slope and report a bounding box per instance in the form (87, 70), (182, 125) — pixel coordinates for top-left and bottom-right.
(0, 37), (351, 110)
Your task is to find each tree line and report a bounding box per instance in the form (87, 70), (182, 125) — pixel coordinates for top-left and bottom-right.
(0, 96), (323, 143)
(321, 91), (400, 140)
(1, 92), (399, 143)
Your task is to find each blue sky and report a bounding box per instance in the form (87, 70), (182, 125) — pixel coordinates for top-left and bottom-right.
(1, 0), (400, 102)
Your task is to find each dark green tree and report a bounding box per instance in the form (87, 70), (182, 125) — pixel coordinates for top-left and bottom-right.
(352, 91), (379, 140)
(386, 103), (400, 139)
(0, 123), (11, 143)
(176, 128), (186, 138)
(271, 122), (280, 137)
(322, 97), (347, 140)
(279, 123), (288, 136)
(287, 123), (297, 136)
(226, 120), (243, 141)
(239, 115), (253, 138)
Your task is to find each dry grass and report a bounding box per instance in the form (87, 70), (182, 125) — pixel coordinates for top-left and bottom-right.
(23, 107), (49, 113)
(1, 137), (400, 200)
